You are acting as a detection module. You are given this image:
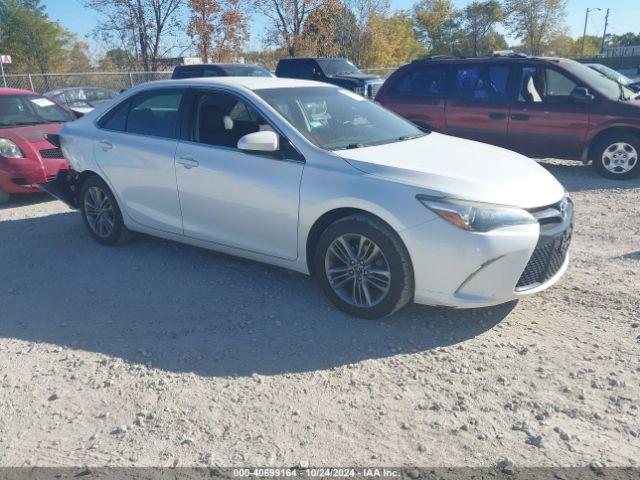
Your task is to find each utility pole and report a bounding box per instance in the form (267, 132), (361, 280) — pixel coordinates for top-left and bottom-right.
(601, 8), (610, 55)
(581, 7), (600, 57)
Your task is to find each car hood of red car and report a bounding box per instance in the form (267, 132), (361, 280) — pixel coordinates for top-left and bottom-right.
(0, 122), (64, 145)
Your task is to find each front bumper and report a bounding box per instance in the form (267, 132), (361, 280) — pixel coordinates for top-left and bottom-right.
(401, 198), (573, 308)
(0, 150), (67, 194)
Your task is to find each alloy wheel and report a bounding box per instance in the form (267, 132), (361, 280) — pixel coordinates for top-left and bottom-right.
(84, 186), (115, 238)
(602, 142), (638, 174)
(324, 233), (391, 308)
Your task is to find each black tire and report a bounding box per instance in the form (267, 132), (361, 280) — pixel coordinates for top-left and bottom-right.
(79, 175), (131, 246)
(0, 189), (9, 204)
(314, 214), (414, 319)
(591, 132), (640, 179)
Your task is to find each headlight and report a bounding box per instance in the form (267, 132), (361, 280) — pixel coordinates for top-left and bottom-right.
(0, 138), (24, 158)
(417, 195), (536, 232)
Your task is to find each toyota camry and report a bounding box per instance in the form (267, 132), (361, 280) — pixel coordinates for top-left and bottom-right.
(45, 77), (573, 318)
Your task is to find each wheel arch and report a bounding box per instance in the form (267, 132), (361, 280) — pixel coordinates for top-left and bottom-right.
(584, 126), (640, 163)
(305, 207), (408, 276)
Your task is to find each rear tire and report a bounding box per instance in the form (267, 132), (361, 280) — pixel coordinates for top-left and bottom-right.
(0, 189), (9, 204)
(314, 214), (414, 319)
(591, 132), (640, 179)
(79, 175), (131, 246)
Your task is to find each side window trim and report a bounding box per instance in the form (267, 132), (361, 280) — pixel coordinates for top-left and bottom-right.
(182, 87), (305, 163)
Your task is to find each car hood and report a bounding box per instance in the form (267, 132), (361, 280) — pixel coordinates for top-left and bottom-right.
(0, 122), (63, 145)
(337, 132), (566, 209)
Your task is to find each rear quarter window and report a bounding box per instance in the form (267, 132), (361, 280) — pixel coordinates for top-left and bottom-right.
(388, 66), (448, 97)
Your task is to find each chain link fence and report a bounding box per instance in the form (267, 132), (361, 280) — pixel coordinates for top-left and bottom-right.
(361, 67), (398, 77)
(1, 67), (400, 94)
(1, 71), (173, 93)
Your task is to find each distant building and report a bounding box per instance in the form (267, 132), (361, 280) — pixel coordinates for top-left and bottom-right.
(604, 45), (640, 58)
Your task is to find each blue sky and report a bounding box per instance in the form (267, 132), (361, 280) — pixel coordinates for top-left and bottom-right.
(42, 0), (640, 56)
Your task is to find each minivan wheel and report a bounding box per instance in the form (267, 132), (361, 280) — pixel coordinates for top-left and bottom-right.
(592, 133), (640, 179)
(314, 214), (414, 319)
(80, 175), (131, 246)
(0, 189), (9, 204)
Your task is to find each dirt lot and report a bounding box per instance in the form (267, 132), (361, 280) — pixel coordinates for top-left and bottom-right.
(0, 159), (638, 468)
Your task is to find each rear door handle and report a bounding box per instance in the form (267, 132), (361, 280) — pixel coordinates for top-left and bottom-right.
(488, 112), (507, 120)
(177, 156), (199, 169)
(511, 114), (530, 121)
(98, 140), (113, 151)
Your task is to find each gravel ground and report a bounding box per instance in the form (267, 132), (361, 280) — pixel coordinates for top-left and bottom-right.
(0, 159), (638, 468)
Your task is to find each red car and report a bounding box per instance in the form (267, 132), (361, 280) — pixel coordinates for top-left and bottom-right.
(0, 88), (73, 203)
(376, 56), (640, 179)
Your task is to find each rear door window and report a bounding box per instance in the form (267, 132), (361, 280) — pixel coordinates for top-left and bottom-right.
(389, 66), (448, 97)
(100, 100), (129, 131)
(452, 65), (510, 101)
(126, 90), (184, 139)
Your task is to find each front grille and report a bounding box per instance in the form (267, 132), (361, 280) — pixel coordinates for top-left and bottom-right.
(516, 197), (573, 291)
(40, 147), (64, 159)
(365, 82), (383, 99)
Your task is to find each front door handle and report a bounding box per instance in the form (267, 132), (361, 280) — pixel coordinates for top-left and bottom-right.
(488, 112), (507, 120)
(98, 140), (113, 151)
(511, 114), (530, 121)
(177, 156), (199, 169)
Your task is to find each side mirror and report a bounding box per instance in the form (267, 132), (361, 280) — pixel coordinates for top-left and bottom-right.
(237, 131), (279, 153)
(570, 87), (594, 104)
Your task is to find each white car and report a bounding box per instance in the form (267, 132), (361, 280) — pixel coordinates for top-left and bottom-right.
(47, 77), (573, 318)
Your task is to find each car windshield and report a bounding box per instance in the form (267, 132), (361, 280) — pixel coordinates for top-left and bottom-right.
(588, 64), (632, 86)
(256, 87), (426, 150)
(563, 60), (635, 101)
(223, 65), (273, 77)
(316, 59), (360, 76)
(47, 88), (116, 108)
(0, 95), (73, 127)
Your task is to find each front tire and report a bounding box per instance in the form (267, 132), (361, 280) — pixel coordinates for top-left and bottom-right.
(314, 214), (414, 319)
(0, 189), (9, 204)
(79, 175), (131, 246)
(591, 132), (640, 179)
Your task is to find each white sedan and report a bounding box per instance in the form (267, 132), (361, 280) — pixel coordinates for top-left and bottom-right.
(47, 77), (573, 318)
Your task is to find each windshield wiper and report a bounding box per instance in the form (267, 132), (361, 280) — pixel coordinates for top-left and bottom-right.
(398, 133), (426, 141)
(334, 142), (367, 150)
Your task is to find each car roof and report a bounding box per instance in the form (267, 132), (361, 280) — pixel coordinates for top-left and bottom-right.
(278, 57), (347, 61)
(146, 76), (332, 91)
(0, 87), (35, 95)
(175, 63), (265, 69)
(408, 55), (570, 66)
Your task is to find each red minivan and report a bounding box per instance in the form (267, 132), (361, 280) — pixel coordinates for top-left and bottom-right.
(376, 55), (640, 179)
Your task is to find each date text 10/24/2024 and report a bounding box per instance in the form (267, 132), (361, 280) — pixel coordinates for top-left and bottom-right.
(233, 469), (402, 478)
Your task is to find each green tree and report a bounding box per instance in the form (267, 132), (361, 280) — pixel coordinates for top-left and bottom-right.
(365, 11), (424, 67)
(503, 0), (567, 55)
(98, 48), (135, 71)
(461, 0), (504, 56)
(608, 32), (640, 48)
(0, 0), (70, 74)
(63, 40), (93, 72)
(413, 0), (458, 54)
